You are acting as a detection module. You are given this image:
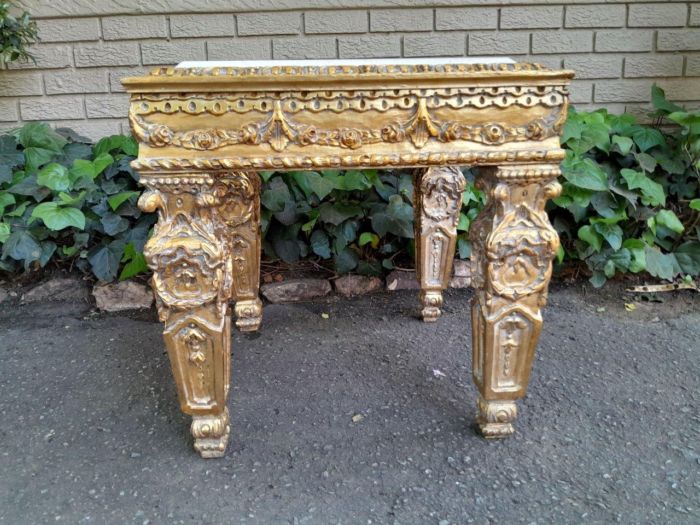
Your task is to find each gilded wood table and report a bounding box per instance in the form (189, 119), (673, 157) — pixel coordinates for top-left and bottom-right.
(123, 58), (573, 458)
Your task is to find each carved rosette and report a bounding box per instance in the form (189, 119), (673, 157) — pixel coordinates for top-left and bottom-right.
(469, 164), (561, 438)
(415, 166), (466, 322)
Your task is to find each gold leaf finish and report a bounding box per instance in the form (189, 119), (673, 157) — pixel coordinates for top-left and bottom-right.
(123, 60), (573, 457)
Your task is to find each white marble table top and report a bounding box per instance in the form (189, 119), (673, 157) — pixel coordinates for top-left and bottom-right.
(176, 57), (516, 69)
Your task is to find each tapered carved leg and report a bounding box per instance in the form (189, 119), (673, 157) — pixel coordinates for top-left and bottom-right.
(469, 164), (561, 438)
(225, 172), (262, 332)
(414, 166), (466, 322)
(138, 172), (259, 457)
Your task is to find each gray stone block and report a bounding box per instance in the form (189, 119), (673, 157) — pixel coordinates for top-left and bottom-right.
(273, 37), (337, 59)
(20, 95), (85, 120)
(595, 30), (654, 52)
(45, 69), (109, 95)
(370, 8), (433, 32)
(141, 41), (206, 66)
(532, 30), (593, 54)
(501, 6), (563, 29)
(628, 3), (687, 28)
(435, 8), (497, 31)
(75, 43), (140, 67)
(238, 11), (301, 36)
(207, 38), (272, 60)
(468, 32), (529, 55)
(338, 35), (401, 58)
(404, 33), (466, 57)
(102, 15), (167, 40)
(565, 5), (625, 28)
(170, 14), (236, 37)
(305, 10), (368, 34)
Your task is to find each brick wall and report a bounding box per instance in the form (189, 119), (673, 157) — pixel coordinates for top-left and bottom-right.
(2, 1), (700, 140)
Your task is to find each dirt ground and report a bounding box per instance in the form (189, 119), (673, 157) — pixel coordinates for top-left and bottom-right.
(0, 281), (698, 524)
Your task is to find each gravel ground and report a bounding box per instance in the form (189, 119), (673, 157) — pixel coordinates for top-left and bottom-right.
(0, 282), (698, 525)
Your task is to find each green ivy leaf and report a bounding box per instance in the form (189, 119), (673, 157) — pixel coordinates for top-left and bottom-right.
(654, 209), (684, 234)
(88, 239), (126, 282)
(561, 114), (584, 144)
(578, 225), (603, 252)
(589, 271), (607, 288)
(107, 190), (140, 211)
(611, 135), (634, 155)
(457, 212), (470, 232)
(319, 202), (363, 226)
(30, 202), (85, 230)
(341, 170), (372, 191)
(17, 122), (67, 153)
(0, 223), (10, 243)
(457, 237), (471, 259)
(1, 228), (42, 266)
(690, 199), (700, 211)
(291, 171), (335, 200)
(631, 126), (665, 152)
(673, 242), (700, 275)
(592, 222), (623, 251)
(359, 232), (379, 249)
(562, 154), (609, 191)
(620, 168), (665, 207)
(651, 85), (684, 115)
(334, 247), (359, 273)
(622, 239), (646, 273)
(119, 242), (149, 280)
(261, 177), (292, 212)
(101, 212), (129, 236)
(310, 229), (331, 259)
(92, 153), (114, 177)
(57, 191), (86, 206)
(37, 162), (71, 191)
(634, 152), (657, 173)
(0, 135), (23, 184)
(23, 147), (56, 174)
(0, 192), (16, 213)
(644, 245), (678, 281)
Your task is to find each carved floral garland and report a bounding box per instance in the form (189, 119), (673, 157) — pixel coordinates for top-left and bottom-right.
(131, 98), (565, 152)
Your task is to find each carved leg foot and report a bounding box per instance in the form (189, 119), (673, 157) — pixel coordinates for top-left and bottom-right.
(419, 290), (443, 322)
(477, 397), (517, 438)
(469, 165), (561, 438)
(192, 408), (231, 458)
(414, 166), (466, 322)
(234, 298), (263, 332)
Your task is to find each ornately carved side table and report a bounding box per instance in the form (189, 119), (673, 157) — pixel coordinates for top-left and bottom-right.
(123, 58), (573, 458)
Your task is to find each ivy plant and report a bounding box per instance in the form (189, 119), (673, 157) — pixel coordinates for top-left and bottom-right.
(0, 2), (37, 66)
(552, 85), (699, 286)
(0, 123), (153, 281)
(0, 86), (697, 287)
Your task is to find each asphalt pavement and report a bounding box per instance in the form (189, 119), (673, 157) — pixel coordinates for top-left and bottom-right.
(0, 282), (698, 524)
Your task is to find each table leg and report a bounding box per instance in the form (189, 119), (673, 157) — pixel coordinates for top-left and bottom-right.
(227, 172), (263, 332)
(414, 166), (466, 322)
(138, 173), (259, 457)
(468, 164), (561, 438)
